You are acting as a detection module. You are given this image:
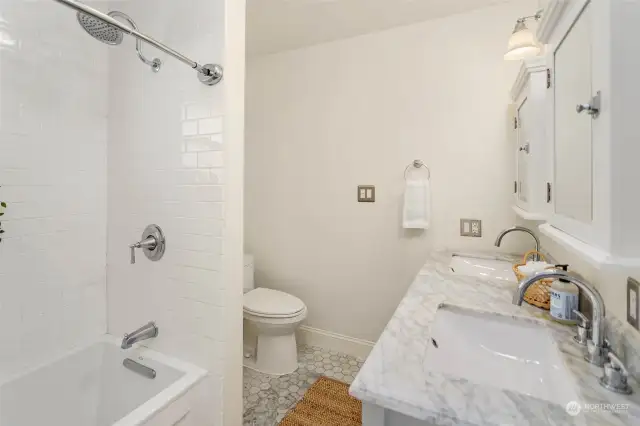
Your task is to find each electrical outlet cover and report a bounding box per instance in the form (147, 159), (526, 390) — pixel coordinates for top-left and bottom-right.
(470, 220), (482, 237)
(357, 185), (375, 202)
(460, 219), (482, 237)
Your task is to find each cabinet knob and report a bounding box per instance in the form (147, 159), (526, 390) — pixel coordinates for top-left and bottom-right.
(576, 104), (597, 114)
(576, 91), (601, 118)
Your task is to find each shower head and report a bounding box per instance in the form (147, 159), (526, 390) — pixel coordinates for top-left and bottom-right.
(76, 10), (162, 72)
(77, 11), (123, 45)
(55, 0), (222, 85)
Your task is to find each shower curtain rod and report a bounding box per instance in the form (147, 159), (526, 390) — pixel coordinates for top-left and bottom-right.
(53, 0), (223, 86)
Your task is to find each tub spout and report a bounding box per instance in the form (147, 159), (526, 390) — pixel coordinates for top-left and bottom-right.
(121, 321), (159, 349)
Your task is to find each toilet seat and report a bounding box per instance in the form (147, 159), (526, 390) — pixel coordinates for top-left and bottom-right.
(243, 288), (305, 318)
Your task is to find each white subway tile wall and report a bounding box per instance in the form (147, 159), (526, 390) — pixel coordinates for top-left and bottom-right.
(0, 0), (228, 422)
(0, 1), (109, 380)
(106, 0), (226, 424)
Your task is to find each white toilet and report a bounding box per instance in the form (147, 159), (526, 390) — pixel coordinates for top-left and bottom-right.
(243, 255), (307, 376)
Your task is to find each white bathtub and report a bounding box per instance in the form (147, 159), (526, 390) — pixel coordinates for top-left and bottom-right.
(0, 337), (207, 426)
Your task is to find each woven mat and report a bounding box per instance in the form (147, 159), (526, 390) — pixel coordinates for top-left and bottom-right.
(279, 377), (362, 426)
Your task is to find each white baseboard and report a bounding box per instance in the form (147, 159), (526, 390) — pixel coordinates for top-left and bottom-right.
(296, 325), (375, 360)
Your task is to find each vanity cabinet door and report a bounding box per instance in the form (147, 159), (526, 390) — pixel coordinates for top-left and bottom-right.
(515, 97), (531, 210)
(550, 2), (595, 242)
(509, 58), (550, 221)
(538, 0), (640, 261)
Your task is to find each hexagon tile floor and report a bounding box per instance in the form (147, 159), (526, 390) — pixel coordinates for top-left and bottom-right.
(243, 345), (365, 426)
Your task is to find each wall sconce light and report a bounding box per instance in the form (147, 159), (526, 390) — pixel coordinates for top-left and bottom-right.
(505, 10), (543, 61)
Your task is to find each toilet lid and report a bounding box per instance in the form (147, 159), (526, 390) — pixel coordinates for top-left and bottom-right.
(243, 288), (305, 317)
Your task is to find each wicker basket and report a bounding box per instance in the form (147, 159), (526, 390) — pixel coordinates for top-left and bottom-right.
(513, 250), (554, 310)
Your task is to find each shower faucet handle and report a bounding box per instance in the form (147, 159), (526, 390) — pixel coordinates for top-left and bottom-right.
(129, 225), (166, 265)
(129, 237), (158, 264)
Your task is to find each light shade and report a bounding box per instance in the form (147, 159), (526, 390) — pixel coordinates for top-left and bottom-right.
(0, 15), (16, 51)
(505, 21), (541, 60)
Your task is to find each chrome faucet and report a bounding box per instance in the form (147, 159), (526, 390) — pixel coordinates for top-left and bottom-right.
(513, 270), (608, 366)
(495, 226), (541, 260)
(121, 321), (159, 349)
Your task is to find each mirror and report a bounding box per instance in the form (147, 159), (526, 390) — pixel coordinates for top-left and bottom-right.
(553, 4), (593, 223)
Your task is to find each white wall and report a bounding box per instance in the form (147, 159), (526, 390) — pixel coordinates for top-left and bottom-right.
(221, 0), (246, 423)
(0, 0), (243, 420)
(106, 0), (235, 424)
(245, 0), (538, 342)
(0, 0), (108, 380)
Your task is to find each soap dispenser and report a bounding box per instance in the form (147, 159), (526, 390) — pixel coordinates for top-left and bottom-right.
(550, 265), (579, 324)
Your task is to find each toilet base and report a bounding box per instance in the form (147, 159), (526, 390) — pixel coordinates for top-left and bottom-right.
(243, 331), (300, 376)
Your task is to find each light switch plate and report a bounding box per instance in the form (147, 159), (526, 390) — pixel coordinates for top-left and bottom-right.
(628, 277), (639, 330)
(358, 185), (375, 202)
(460, 219), (482, 237)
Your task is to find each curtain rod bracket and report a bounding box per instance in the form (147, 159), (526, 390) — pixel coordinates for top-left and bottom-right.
(198, 64), (224, 86)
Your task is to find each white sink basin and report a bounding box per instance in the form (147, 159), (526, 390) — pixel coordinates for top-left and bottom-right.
(449, 254), (517, 283)
(425, 306), (578, 405)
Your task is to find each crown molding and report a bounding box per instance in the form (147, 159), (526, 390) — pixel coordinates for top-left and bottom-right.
(510, 56), (547, 101)
(536, 0), (570, 44)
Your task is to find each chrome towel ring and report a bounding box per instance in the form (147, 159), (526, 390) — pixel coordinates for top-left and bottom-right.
(404, 160), (431, 180)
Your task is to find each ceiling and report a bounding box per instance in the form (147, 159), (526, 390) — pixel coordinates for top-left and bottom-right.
(246, 0), (516, 56)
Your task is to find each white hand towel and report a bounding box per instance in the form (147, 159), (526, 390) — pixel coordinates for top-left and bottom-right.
(403, 179), (431, 229)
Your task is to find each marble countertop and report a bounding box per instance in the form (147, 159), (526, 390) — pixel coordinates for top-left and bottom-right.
(349, 250), (640, 426)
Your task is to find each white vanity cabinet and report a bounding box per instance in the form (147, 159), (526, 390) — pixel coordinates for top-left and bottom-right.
(510, 57), (551, 221)
(538, 0), (640, 267)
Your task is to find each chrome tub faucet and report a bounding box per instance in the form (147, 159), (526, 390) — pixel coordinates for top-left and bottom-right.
(121, 321), (159, 349)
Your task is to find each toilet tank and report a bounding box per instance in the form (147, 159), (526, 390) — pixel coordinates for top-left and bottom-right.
(244, 254), (255, 293)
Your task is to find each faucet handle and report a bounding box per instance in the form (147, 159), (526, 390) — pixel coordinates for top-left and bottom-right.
(129, 236), (158, 265)
(572, 310), (590, 346)
(573, 309), (590, 327)
(129, 225), (165, 265)
(599, 352), (633, 394)
(129, 243), (138, 264)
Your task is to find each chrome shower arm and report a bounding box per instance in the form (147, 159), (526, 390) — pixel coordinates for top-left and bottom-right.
(55, 0), (199, 69)
(108, 11), (162, 73)
(53, 0), (223, 85)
